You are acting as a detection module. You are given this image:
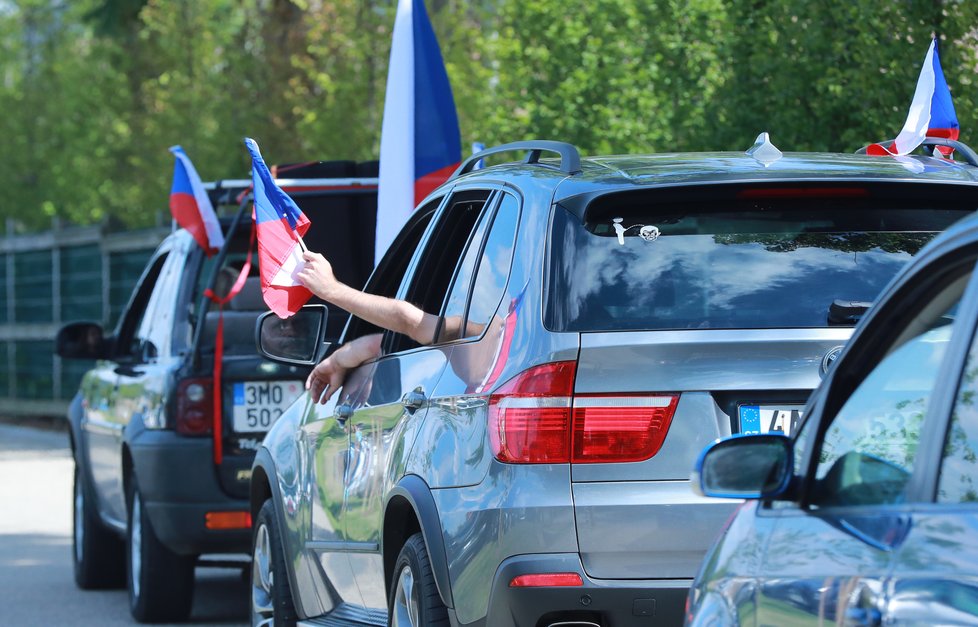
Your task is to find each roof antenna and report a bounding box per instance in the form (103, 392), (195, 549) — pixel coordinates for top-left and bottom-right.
(747, 132), (783, 167)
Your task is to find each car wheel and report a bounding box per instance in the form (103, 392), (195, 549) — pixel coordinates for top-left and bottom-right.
(251, 499), (297, 627)
(126, 481), (196, 623)
(72, 464), (125, 589)
(388, 533), (449, 627)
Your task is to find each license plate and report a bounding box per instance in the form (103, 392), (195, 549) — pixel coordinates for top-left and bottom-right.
(232, 380), (303, 433)
(738, 404), (804, 436)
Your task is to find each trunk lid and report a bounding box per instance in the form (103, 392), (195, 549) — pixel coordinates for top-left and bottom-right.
(571, 328), (850, 579)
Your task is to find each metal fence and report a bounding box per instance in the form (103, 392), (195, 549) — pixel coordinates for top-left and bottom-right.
(0, 220), (169, 416)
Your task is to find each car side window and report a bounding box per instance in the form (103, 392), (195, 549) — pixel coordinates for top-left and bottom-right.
(810, 271), (970, 508)
(387, 190), (493, 353)
(116, 252), (170, 360)
(343, 197), (441, 344)
(136, 250), (186, 358)
(437, 202), (494, 342)
(464, 194), (520, 336)
(939, 319), (978, 504)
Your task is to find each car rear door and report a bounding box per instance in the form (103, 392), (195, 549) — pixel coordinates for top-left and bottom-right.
(302, 193), (443, 608)
(339, 189), (498, 610)
(755, 247), (977, 626)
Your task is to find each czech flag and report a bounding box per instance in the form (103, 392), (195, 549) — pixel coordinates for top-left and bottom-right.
(169, 146), (225, 254)
(375, 0), (461, 266)
(869, 37), (959, 157)
(245, 138), (313, 318)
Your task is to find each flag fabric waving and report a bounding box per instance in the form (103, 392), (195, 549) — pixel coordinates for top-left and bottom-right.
(869, 38), (959, 157)
(169, 146), (225, 254)
(244, 138), (313, 318)
(375, 0), (461, 266)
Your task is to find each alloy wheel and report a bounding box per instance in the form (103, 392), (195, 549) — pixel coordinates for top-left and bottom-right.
(74, 474), (84, 563)
(130, 492), (142, 599)
(251, 522), (274, 627)
(391, 565), (419, 627)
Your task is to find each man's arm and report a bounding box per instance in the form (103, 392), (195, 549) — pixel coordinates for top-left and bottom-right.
(298, 251), (437, 346)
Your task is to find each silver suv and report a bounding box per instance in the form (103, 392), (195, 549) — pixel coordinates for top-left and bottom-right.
(249, 137), (978, 626)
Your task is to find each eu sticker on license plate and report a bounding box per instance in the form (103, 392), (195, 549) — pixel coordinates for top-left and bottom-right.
(738, 405), (804, 436)
(232, 380), (303, 433)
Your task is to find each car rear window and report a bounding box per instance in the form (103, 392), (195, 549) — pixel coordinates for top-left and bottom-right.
(546, 199), (970, 332)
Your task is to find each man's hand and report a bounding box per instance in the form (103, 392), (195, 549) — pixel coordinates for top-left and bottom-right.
(305, 334), (383, 405)
(297, 251), (339, 300)
(306, 354), (347, 404)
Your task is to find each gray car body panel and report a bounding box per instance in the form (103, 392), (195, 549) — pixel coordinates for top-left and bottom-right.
(255, 149), (978, 626)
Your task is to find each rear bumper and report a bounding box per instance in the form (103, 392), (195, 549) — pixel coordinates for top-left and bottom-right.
(482, 553), (689, 627)
(129, 430), (251, 555)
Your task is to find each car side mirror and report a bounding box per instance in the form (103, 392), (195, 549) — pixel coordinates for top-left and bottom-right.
(692, 434), (793, 499)
(256, 305), (329, 366)
(56, 322), (110, 360)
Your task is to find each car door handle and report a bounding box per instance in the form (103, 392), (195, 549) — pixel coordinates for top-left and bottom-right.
(846, 606), (882, 627)
(335, 404), (353, 424)
(401, 387), (426, 411)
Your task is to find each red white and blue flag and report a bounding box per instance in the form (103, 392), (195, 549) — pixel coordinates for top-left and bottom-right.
(870, 37), (959, 157)
(245, 138), (313, 318)
(169, 146), (225, 254)
(375, 0), (461, 266)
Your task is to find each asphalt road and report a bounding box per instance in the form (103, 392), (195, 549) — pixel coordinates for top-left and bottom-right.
(0, 423), (249, 627)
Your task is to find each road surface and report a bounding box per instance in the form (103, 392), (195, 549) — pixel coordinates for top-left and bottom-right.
(0, 422), (249, 627)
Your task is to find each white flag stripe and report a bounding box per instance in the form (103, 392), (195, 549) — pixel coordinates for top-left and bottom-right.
(375, 0), (416, 267)
(269, 245), (306, 287)
(893, 39), (936, 156)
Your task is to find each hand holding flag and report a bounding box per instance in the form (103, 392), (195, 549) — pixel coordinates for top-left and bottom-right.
(869, 37), (959, 157)
(169, 146), (225, 254)
(245, 137), (313, 318)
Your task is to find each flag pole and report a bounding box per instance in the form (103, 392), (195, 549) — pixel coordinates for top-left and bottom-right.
(294, 230), (308, 253)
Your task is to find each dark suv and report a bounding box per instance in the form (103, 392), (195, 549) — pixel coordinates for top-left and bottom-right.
(250, 137), (978, 627)
(56, 170), (376, 623)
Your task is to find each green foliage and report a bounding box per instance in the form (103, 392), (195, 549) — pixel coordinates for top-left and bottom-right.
(3, 0), (978, 229)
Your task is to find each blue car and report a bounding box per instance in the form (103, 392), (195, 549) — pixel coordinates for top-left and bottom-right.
(688, 204), (978, 625)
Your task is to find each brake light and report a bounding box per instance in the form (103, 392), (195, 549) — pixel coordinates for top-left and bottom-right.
(509, 572), (583, 587)
(488, 361), (680, 464)
(488, 361), (576, 464)
(572, 394), (679, 463)
(736, 187), (869, 199)
(176, 377), (213, 436)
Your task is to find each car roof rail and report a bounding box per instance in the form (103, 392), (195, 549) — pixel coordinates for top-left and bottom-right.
(450, 140), (583, 179)
(855, 137), (978, 167)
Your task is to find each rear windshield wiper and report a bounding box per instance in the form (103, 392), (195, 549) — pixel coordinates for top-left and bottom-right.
(828, 300), (873, 326)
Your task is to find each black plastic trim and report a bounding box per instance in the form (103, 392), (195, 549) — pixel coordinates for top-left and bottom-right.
(385, 475), (454, 609)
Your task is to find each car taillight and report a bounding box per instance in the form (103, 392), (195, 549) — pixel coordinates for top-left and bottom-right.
(488, 361), (680, 464)
(488, 361), (576, 464)
(176, 378), (213, 436)
(572, 394), (679, 463)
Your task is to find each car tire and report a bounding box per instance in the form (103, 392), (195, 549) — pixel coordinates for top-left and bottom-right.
(126, 481), (196, 623)
(72, 464), (125, 589)
(388, 533), (449, 627)
(251, 499), (297, 627)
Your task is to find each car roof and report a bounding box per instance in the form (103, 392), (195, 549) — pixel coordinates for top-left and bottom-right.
(450, 147), (978, 206)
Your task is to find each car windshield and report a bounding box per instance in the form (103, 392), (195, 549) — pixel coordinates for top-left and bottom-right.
(546, 201), (969, 332)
